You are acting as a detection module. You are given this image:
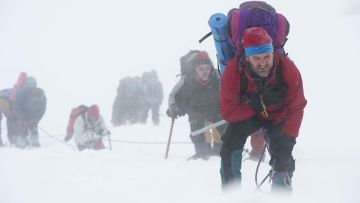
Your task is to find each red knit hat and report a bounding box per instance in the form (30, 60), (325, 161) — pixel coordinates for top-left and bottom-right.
(88, 105), (100, 120)
(194, 51), (212, 66)
(242, 27), (273, 56)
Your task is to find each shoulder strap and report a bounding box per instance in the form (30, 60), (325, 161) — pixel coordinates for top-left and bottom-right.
(78, 106), (88, 120)
(79, 107), (88, 131)
(237, 55), (248, 96)
(275, 61), (285, 86)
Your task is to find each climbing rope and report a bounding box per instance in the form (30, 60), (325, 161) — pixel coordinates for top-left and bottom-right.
(254, 138), (274, 194)
(38, 126), (77, 150)
(38, 126), (192, 149)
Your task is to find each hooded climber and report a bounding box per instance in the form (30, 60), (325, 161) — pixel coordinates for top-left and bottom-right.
(166, 50), (224, 160)
(74, 104), (110, 151)
(12, 76), (47, 148)
(140, 70), (163, 125)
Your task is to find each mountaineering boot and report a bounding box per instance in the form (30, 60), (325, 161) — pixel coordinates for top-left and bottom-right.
(8, 135), (15, 145)
(0, 135), (4, 147)
(271, 171), (292, 193)
(29, 134), (40, 147)
(187, 153), (209, 161)
(77, 144), (87, 151)
(7, 120), (17, 145)
(93, 139), (105, 150)
(153, 118), (160, 126)
(15, 135), (29, 149)
(188, 142), (211, 160)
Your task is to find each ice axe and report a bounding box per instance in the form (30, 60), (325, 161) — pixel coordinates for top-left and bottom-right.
(164, 118), (175, 159)
(107, 131), (112, 150)
(190, 119), (228, 136)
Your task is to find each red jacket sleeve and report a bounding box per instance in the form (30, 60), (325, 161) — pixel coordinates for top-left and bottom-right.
(220, 58), (256, 123)
(280, 55), (307, 137)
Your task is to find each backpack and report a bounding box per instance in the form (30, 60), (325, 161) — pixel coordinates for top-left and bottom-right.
(0, 89), (12, 99)
(178, 50), (201, 77)
(10, 72), (27, 101)
(229, 1), (289, 53)
(201, 1), (290, 74)
(64, 105), (89, 141)
(124, 77), (144, 97)
(179, 50), (217, 78)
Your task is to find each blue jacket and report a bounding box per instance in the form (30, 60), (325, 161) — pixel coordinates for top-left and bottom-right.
(12, 87), (46, 125)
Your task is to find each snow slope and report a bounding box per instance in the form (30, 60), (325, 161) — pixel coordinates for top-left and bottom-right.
(0, 123), (359, 203)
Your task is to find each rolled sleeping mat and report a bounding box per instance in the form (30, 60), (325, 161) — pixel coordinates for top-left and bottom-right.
(208, 13), (236, 74)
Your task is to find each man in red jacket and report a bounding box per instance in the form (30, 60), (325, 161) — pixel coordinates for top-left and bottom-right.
(220, 27), (307, 192)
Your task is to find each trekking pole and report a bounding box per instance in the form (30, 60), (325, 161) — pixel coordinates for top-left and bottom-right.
(164, 118), (175, 159)
(107, 132), (112, 150)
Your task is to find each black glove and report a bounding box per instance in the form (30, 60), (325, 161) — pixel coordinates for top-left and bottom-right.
(247, 93), (265, 113)
(262, 85), (287, 106)
(96, 129), (104, 135)
(166, 106), (186, 119)
(97, 129), (111, 136)
(104, 130), (111, 136)
(268, 134), (296, 172)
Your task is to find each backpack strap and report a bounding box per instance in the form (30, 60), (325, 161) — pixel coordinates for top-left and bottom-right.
(237, 55), (248, 97)
(275, 62), (285, 87)
(78, 106), (89, 130)
(217, 60), (222, 76)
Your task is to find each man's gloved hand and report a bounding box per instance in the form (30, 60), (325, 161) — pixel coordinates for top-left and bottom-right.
(96, 129), (111, 137)
(262, 85), (287, 106)
(166, 105), (186, 119)
(247, 93), (265, 113)
(96, 129), (104, 136)
(269, 134), (296, 172)
(103, 130), (111, 136)
(87, 131), (101, 140)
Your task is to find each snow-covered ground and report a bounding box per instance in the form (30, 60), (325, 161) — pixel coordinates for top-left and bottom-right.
(0, 122), (359, 203)
(1, 0), (360, 203)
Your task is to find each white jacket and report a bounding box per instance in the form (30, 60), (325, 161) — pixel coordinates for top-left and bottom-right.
(74, 112), (109, 146)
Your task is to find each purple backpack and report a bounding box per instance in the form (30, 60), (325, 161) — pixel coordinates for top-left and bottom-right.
(228, 1), (290, 54)
(203, 1), (290, 74)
